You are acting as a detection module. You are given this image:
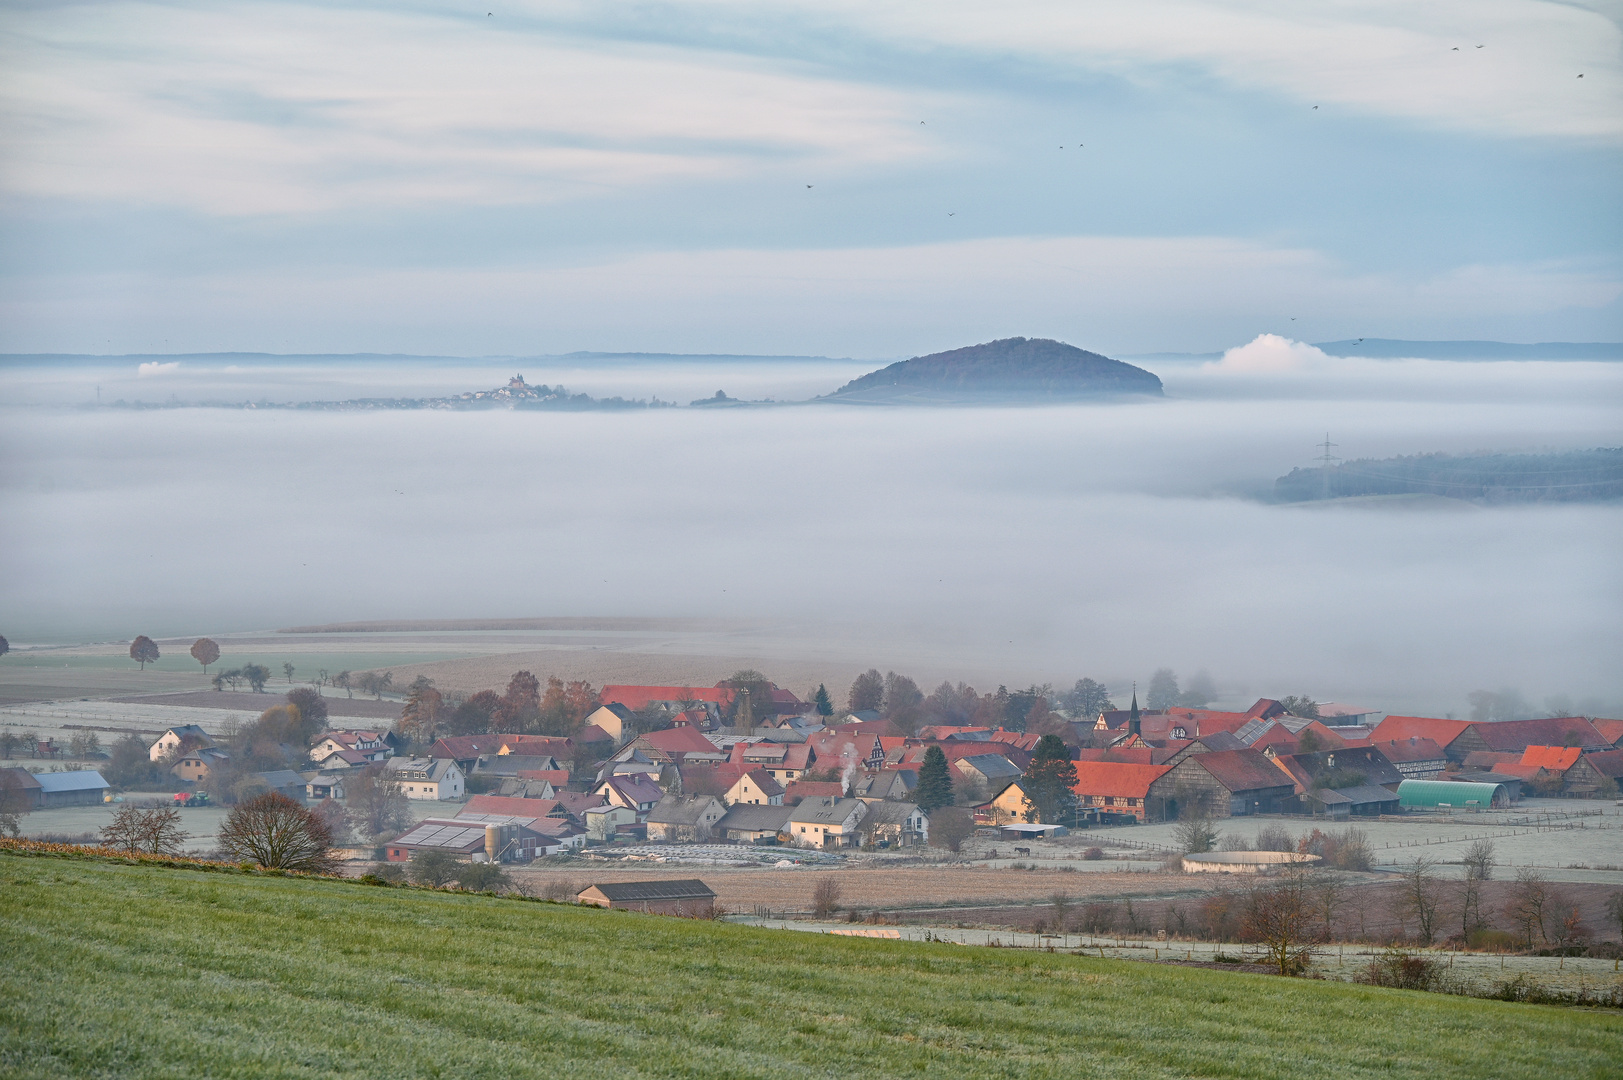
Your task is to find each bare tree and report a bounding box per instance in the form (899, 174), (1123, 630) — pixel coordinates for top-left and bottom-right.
(283, 662), (296, 684)
(217, 791), (337, 873)
(1459, 839), (1496, 939)
(1314, 879), (1343, 940)
(811, 876), (843, 918)
(1506, 868), (1551, 948)
(190, 638), (220, 675)
(335, 671), (353, 699)
(311, 799), (354, 846)
(1606, 892), (1623, 943)
(1049, 891), (1072, 934)
(927, 806), (974, 853)
(1243, 869), (1319, 975)
(345, 766), (412, 840)
(100, 805), (187, 855)
(0, 769), (32, 837)
(1399, 858), (1442, 945)
(130, 635), (160, 670)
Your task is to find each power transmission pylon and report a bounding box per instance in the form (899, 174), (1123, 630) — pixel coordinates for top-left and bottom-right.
(1317, 433), (1338, 499)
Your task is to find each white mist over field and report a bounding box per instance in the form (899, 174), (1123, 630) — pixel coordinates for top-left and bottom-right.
(1, 350), (1620, 716)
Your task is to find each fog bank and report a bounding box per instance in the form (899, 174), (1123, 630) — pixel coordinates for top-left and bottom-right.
(2, 353), (1618, 717)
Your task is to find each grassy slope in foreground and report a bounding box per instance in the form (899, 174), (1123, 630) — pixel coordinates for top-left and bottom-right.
(2, 858), (1620, 1080)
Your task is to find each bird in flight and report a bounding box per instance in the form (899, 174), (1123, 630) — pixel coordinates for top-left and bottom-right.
(1475, 44), (1484, 49)
(1577, 73), (1584, 78)
(948, 212), (955, 217)
(1452, 47), (1459, 51)
(1312, 105), (1318, 110)
(1355, 338), (1364, 344)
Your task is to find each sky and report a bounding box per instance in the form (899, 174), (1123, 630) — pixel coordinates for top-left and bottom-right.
(2, 0), (1621, 357)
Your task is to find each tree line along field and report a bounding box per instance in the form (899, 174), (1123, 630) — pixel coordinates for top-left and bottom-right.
(3, 856), (1621, 1080)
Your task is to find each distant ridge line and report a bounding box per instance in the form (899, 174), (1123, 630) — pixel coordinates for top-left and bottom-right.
(279, 617), (750, 633)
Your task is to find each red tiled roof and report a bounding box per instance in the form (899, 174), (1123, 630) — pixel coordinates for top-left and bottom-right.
(1370, 715), (1473, 747)
(1156, 708), (1255, 734)
(500, 736), (573, 758)
(1244, 698), (1287, 720)
(1069, 761), (1173, 799)
(1470, 717), (1608, 753)
(600, 685), (736, 711)
(987, 730), (1044, 751)
(430, 734), (523, 760)
(1520, 745), (1582, 771)
(1377, 737), (1447, 763)
(1583, 748), (1623, 779)
(462, 795), (562, 818)
(1188, 749), (1295, 793)
(783, 780), (844, 804)
(636, 727), (721, 754)
(576, 724), (613, 744)
(1591, 718), (1623, 747)
(1073, 747), (1156, 764)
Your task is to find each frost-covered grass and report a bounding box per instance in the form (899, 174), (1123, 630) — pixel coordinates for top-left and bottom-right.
(2, 855), (1620, 1079)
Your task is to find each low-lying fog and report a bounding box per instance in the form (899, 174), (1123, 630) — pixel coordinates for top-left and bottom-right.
(1, 345), (1619, 717)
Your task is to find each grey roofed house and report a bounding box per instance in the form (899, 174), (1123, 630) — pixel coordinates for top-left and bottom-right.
(252, 770), (308, 798)
(32, 770), (110, 807)
(787, 796), (868, 827)
(853, 769), (916, 801)
(955, 753), (1023, 783)
(715, 803), (792, 841)
(646, 794), (724, 825)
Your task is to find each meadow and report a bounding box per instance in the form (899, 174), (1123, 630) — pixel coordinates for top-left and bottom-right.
(2, 854), (1620, 1079)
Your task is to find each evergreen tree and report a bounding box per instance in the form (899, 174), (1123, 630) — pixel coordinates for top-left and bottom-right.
(915, 744), (954, 811)
(813, 684), (833, 717)
(1021, 734), (1078, 823)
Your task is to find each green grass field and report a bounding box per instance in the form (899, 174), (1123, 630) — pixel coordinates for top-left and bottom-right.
(3, 856), (1620, 1079)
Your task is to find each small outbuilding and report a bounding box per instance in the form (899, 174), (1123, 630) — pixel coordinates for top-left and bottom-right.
(33, 770), (111, 807)
(1397, 778), (1510, 810)
(577, 879), (716, 916)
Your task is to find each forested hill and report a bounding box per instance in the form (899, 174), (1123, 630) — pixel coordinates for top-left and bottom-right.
(1275, 448), (1623, 504)
(827, 338), (1164, 402)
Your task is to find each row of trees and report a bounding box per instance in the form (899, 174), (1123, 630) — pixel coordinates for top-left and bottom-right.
(396, 672), (603, 749)
(844, 671), (1099, 736)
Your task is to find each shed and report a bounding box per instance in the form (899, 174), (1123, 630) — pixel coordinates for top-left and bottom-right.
(577, 878), (716, 916)
(998, 822), (1069, 839)
(33, 770), (110, 807)
(1397, 778), (1509, 810)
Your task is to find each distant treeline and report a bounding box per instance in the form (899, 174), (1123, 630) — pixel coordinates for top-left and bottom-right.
(1275, 448), (1623, 504)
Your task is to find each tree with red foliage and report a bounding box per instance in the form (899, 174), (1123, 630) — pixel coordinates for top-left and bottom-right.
(130, 635), (160, 670)
(190, 637), (220, 674)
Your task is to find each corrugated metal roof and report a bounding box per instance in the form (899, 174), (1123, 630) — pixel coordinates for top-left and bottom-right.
(1397, 779), (1506, 807)
(584, 878), (715, 902)
(33, 770), (109, 793)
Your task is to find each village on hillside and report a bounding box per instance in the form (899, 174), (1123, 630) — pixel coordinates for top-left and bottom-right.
(7, 670), (1620, 868)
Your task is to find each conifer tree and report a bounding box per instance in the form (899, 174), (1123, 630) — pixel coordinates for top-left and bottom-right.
(915, 744), (954, 811)
(813, 684), (833, 717)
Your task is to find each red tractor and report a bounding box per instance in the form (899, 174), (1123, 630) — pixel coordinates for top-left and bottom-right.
(172, 791), (210, 808)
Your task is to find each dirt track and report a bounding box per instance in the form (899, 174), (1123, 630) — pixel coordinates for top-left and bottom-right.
(505, 863), (1210, 912)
